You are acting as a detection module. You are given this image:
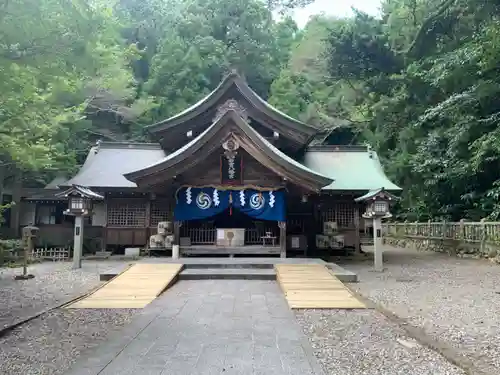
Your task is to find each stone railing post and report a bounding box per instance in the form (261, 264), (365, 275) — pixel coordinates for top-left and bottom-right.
(441, 219), (447, 240)
(480, 218), (486, 256)
(459, 218), (465, 241)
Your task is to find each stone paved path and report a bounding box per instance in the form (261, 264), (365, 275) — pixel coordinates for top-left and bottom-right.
(65, 280), (325, 375)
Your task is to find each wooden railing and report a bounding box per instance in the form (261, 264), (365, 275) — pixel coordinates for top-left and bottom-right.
(383, 220), (500, 245)
(32, 247), (70, 261)
(186, 228), (216, 245)
(180, 227), (280, 246)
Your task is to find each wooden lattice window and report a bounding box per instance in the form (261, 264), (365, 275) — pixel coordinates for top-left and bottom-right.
(321, 202), (356, 229)
(107, 199), (147, 227)
(150, 199), (173, 227)
(287, 216), (307, 234)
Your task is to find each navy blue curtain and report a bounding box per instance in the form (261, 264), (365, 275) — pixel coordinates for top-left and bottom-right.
(174, 187), (286, 221)
(233, 189), (285, 221)
(174, 187), (229, 221)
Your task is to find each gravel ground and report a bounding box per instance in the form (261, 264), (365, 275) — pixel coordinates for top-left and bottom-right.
(0, 260), (131, 329)
(342, 246), (500, 375)
(296, 309), (466, 375)
(0, 308), (137, 375)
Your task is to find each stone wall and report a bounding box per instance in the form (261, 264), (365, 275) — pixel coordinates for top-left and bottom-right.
(383, 235), (500, 264)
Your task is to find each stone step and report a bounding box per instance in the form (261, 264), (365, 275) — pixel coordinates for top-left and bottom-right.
(178, 268), (276, 280)
(184, 263), (274, 269)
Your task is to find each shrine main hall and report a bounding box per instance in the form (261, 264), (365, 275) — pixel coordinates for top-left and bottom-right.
(18, 72), (400, 257)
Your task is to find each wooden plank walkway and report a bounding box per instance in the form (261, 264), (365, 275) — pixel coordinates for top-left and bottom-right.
(67, 263), (183, 309)
(275, 264), (366, 309)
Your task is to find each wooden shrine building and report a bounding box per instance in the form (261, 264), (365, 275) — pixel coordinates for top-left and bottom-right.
(17, 72), (401, 257)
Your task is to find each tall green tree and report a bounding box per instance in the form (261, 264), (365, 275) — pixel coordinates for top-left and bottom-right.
(319, 0), (500, 220)
(0, 0), (151, 183)
(143, 0), (301, 121)
(269, 0), (500, 220)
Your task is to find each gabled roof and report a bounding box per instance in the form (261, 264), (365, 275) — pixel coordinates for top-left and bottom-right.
(354, 188), (400, 202)
(22, 188), (66, 201)
(302, 146), (401, 191)
(126, 110), (333, 192)
(145, 71), (319, 146)
(55, 185), (104, 200)
(61, 142), (166, 188)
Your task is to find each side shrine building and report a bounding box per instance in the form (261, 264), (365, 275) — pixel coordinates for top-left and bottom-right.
(18, 72), (401, 257)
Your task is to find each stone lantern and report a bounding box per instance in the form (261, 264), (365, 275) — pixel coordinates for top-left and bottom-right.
(14, 225), (39, 280)
(56, 185), (103, 269)
(355, 188), (399, 271)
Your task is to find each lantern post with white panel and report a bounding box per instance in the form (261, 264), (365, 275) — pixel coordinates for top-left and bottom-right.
(355, 188), (399, 271)
(56, 185), (104, 269)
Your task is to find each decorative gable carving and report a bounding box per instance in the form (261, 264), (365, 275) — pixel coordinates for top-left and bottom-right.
(213, 99), (248, 122)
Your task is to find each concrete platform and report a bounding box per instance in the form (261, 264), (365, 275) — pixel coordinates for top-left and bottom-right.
(64, 281), (326, 375)
(98, 258), (357, 282)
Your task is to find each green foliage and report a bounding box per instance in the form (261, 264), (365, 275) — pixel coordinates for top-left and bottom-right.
(142, 0), (301, 121)
(0, 0), (147, 175)
(270, 0), (500, 221)
(268, 0), (500, 221)
(0, 238), (23, 266)
(268, 15), (364, 131)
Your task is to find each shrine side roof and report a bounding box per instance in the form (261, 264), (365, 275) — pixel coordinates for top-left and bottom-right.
(302, 146), (401, 192)
(62, 142), (166, 188)
(56, 138), (400, 192)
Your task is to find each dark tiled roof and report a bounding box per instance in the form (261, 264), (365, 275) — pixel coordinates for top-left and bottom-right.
(125, 110), (333, 192)
(146, 71), (318, 147)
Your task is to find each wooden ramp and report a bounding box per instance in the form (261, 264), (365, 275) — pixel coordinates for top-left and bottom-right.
(275, 264), (366, 309)
(67, 263), (183, 309)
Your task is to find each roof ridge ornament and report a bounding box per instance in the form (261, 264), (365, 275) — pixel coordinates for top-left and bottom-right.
(213, 99), (248, 123)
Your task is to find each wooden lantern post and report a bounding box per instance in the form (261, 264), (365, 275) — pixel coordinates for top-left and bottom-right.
(56, 185), (103, 269)
(355, 188), (399, 272)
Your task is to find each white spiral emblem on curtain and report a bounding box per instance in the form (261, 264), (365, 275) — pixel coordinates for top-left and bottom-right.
(196, 192), (212, 209)
(249, 193), (265, 210)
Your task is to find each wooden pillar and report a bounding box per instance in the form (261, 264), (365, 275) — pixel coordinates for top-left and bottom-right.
(354, 204), (361, 253)
(173, 221), (181, 244)
(10, 170), (21, 237)
(173, 220), (181, 259)
(279, 221), (286, 258)
(0, 165), (4, 213)
(102, 198), (108, 251)
(145, 198), (151, 248)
